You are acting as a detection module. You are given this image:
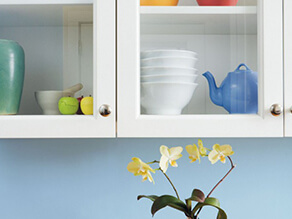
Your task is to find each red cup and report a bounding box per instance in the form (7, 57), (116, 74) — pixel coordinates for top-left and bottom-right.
(197, 0), (238, 6)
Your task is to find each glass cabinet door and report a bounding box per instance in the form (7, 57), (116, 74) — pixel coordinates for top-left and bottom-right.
(118, 0), (283, 137)
(0, 0), (116, 138)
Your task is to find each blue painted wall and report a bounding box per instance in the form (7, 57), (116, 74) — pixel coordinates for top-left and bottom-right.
(0, 138), (290, 219)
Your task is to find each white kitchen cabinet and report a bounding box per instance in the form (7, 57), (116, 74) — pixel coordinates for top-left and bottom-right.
(0, 0), (116, 138)
(117, 0), (284, 138)
(0, 0), (287, 138)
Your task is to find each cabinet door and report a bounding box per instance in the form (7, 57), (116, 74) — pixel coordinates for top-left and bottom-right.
(118, 0), (283, 138)
(0, 0), (115, 138)
(284, 0), (292, 137)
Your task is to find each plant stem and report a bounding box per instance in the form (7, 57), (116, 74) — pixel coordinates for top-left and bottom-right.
(195, 156), (235, 218)
(207, 156), (235, 198)
(147, 160), (181, 200)
(146, 160), (160, 165)
(159, 168), (180, 200)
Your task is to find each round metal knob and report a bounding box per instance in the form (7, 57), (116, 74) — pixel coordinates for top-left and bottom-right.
(270, 104), (283, 116)
(99, 104), (112, 117)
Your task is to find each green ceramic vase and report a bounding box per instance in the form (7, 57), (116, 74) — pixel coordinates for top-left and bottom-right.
(0, 39), (25, 115)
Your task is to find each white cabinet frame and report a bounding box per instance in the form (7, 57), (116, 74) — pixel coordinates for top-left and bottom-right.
(0, 0), (116, 138)
(117, 0), (283, 138)
(284, 0), (292, 137)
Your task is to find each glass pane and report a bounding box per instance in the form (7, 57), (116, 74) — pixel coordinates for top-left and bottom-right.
(140, 0), (258, 115)
(0, 5), (93, 115)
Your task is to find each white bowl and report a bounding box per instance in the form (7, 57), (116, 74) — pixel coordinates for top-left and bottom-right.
(141, 74), (198, 83)
(141, 57), (198, 69)
(35, 90), (74, 115)
(141, 82), (198, 115)
(141, 66), (198, 76)
(141, 49), (197, 59)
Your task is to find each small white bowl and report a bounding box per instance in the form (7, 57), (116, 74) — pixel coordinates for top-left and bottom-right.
(141, 82), (198, 115)
(141, 49), (197, 59)
(141, 57), (198, 69)
(141, 74), (198, 83)
(141, 66), (198, 76)
(35, 90), (74, 115)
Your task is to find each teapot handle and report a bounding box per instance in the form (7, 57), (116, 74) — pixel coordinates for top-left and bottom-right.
(235, 63), (251, 71)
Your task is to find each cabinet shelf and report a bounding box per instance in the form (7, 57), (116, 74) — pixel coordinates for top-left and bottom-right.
(140, 6), (257, 35)
(140, 6), (257, 15)
(0, 115), (108, 138)
(0, 0), (93, 5)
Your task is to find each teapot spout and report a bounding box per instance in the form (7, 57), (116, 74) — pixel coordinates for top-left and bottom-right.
(203, 71), (223, 106)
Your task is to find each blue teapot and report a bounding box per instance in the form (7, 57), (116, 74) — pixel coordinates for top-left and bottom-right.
(203, 63), (258, 114)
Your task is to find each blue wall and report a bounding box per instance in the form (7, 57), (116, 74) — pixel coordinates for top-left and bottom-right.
(0, 138), (291, 219)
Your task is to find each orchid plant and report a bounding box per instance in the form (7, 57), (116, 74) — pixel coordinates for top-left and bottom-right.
(127, 140), (235, 219)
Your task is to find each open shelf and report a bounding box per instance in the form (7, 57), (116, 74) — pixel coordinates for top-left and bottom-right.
(141, 6), (257, 35)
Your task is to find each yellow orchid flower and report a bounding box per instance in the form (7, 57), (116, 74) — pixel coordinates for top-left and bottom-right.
(198, 139), (208, 157)
(127, 157), (155, 183)
(208, 144), (234, 164)
(159, 145), (183, 173)
(186, 144), (201, 163)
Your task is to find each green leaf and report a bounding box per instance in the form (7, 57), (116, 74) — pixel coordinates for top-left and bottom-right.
(186, 189), (205, 203)
(186, 199), (192, 211)
(204, 197), (220, 207)
(192, 197), (227, 219)
(151, 195), (189, 216)
(137, 195), (158, 202)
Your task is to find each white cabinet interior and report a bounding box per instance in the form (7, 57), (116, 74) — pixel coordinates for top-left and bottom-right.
(0, 5), (93, 115)
(140, 3), (258, 115)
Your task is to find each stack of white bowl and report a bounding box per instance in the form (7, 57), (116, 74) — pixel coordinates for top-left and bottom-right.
(140, 49), (199, 115)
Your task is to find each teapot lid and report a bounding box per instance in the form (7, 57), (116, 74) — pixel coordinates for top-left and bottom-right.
(233, 63), (258, 84)
(234, 63), (253, 73)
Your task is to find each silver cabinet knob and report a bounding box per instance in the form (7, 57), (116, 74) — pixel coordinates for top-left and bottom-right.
(270, 104), (283, 116)
(99, 104), (112, 117)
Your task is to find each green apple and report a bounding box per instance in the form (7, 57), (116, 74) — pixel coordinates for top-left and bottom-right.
(58, 97), (79, 115)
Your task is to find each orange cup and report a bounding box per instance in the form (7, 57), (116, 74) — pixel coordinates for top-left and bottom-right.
(140, 0), (179, 6)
